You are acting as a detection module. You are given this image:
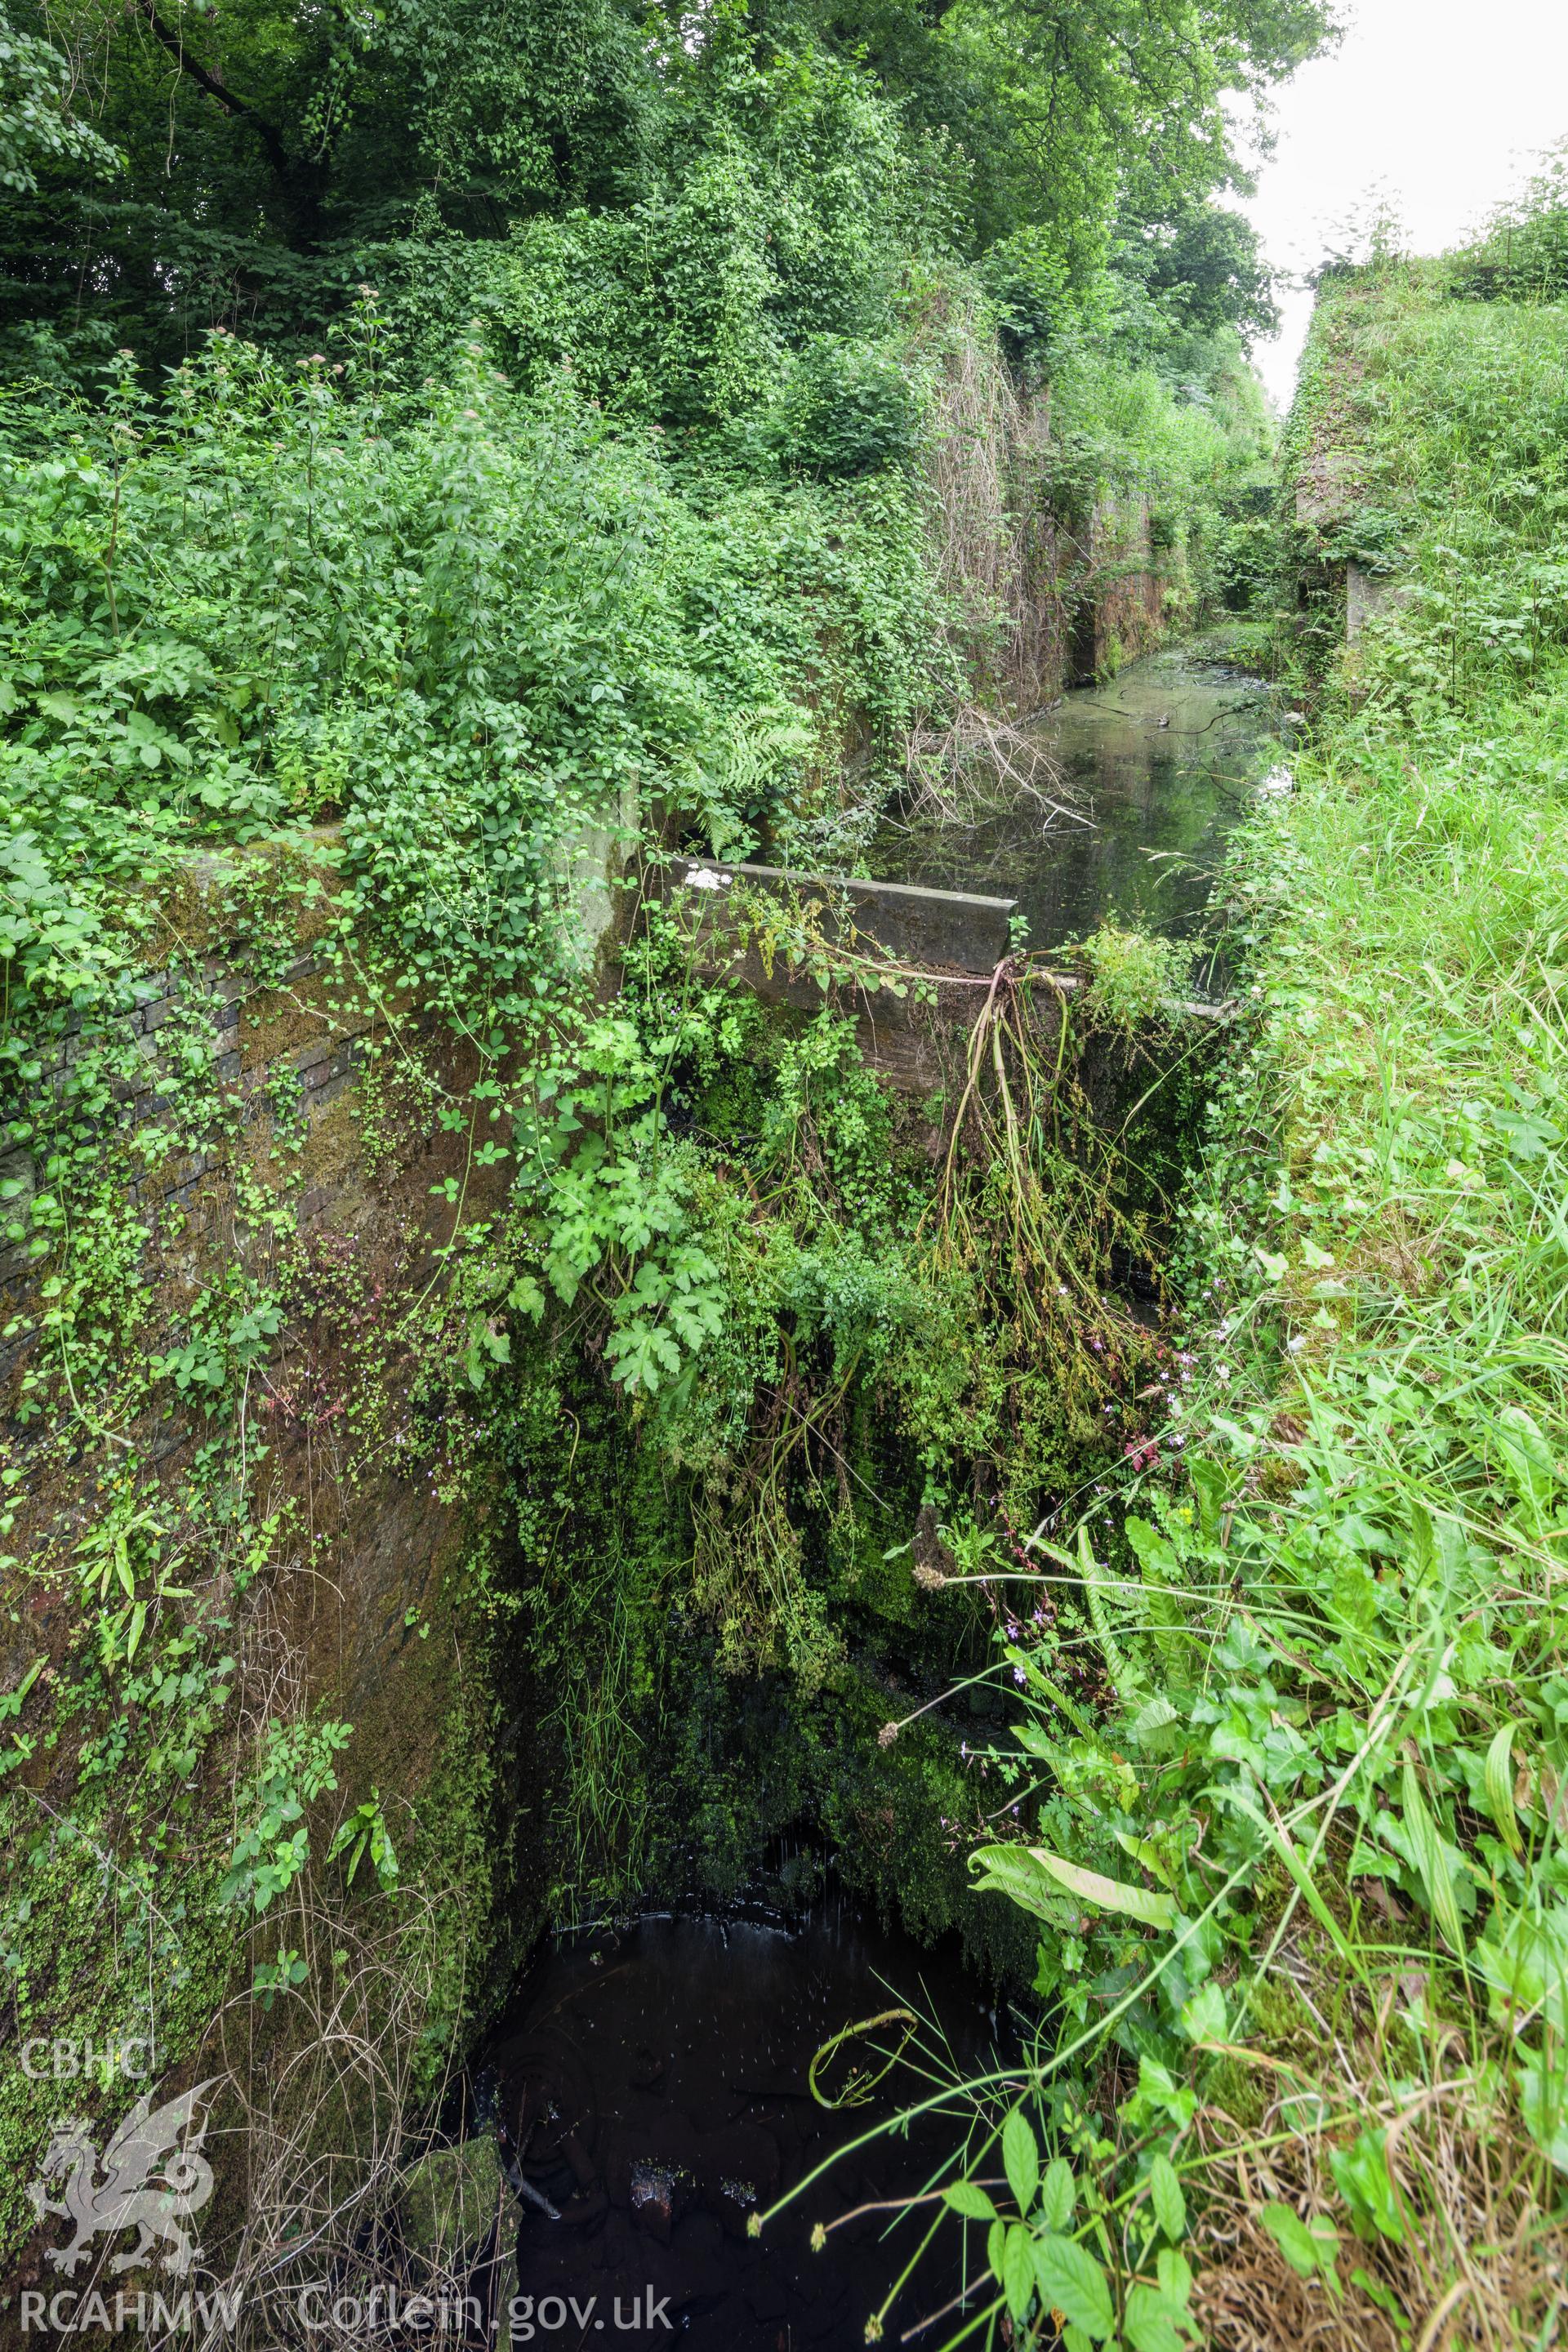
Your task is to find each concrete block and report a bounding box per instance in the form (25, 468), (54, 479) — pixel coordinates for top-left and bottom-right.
(666, 858), (1017, 974)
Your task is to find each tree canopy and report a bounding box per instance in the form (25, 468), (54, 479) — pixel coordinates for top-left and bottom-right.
(0, 0), (1335, 376)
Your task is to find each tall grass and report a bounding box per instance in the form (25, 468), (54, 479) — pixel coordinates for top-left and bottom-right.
(751, 267), (1568, 2351)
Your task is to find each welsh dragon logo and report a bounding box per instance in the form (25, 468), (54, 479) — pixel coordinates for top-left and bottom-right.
(28, 2079), (219, 2278)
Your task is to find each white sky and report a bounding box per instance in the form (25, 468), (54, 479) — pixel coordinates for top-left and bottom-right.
(1235, 0), (1568, 408)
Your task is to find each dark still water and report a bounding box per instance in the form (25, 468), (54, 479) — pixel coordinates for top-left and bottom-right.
(485, 1904), (1001, 2349)
(875, 651), (1285, 954)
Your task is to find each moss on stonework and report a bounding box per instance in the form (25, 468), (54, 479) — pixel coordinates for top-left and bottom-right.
(0, 1778), (236, 2267)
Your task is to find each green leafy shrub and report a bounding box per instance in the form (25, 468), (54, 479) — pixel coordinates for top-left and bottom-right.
(978, 229), (1073, 381)
(1284, 269), (1568, 715)
(1080, 923), (1185, 1029)
(772, 336), (922, 478)
(390, 32), (927, 431)
(0, 301), (956, 1027)
(0, 7), (120, 196)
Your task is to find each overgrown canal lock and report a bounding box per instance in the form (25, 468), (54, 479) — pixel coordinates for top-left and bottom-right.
(459, 648), (1287, 2336)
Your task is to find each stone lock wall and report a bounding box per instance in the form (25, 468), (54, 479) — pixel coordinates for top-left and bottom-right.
(0, 831), (555, 1985)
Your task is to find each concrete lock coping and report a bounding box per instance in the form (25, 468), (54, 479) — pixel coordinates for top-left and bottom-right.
(665, 856), (1020, 977)
(663, 857), (1235, 1029)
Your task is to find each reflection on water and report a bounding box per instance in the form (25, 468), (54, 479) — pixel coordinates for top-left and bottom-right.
(486, 1903), (998, 2348)
(875, 650), (1282, 953)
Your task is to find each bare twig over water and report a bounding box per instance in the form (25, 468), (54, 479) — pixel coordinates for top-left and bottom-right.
(900, 703), (1092, 831)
